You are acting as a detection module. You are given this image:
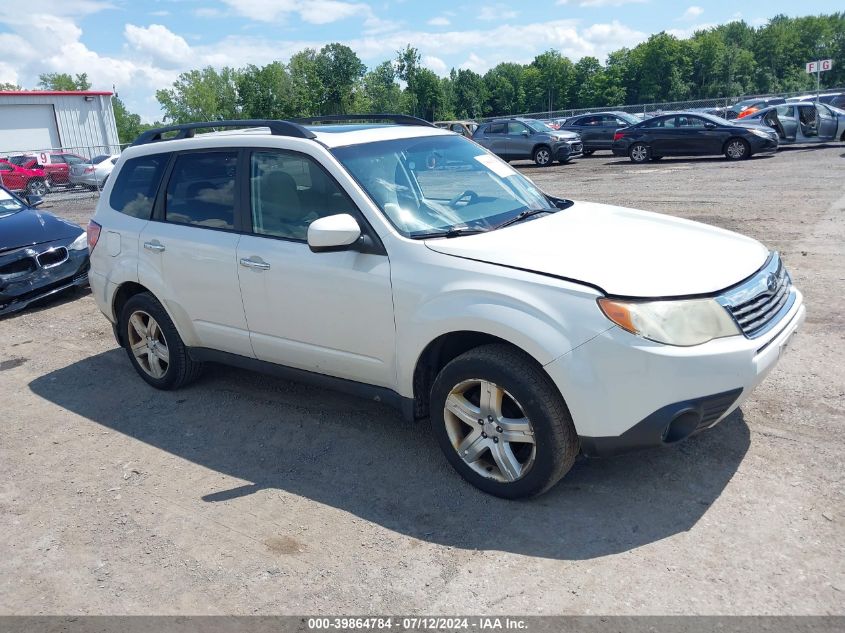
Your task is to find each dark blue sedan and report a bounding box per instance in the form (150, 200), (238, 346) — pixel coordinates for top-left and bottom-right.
(0, 186), (89, 316)
(611, 112), (779, 163)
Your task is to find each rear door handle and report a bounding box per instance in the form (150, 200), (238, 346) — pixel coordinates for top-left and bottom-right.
(143, 241), (165, 253)
(239, 257), (270, 271)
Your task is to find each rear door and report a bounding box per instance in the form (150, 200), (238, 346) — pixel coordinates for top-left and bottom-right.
(236, 148), (396, 387)
(478, 122), (509, 157)
(138, 150), (253, 357)
(0, 163), (23, 191)
(647, 116), (681, 155)
(675, 115), (722, 154)
(771, 105), (798, 140)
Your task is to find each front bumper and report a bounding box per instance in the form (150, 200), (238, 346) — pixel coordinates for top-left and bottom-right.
(545, 290), (805, 457)
(554, 141), (583, 162)
(750, 136), (779, 154)
(0, 242), (89, 316)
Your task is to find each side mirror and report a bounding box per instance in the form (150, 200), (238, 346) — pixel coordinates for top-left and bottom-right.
(307, 214), (362, 253)
(521, 130), (530, 136)
(25, 194), (43, 208)
(704, 122), (716, 129)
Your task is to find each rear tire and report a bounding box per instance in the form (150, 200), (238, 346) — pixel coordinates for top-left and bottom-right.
(629, 143), (650, 163)
(582, 149), (595, 157)
(429, 344), (579, 499)
(533, 146), (553, 167)
(26, 179), (48, 196)
(119, 292), (203, 390)
(724, 138), (750, 160)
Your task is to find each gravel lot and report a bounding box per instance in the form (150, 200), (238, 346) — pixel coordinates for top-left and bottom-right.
(1, 145), (843, 615)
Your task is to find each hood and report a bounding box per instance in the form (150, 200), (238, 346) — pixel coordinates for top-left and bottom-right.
(425, 201), (769, 298)
(550, 130), (579, 140)
(0, 208), (83, 252)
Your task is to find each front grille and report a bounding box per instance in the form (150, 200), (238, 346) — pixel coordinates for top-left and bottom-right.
(36, 247), (68, 269)
(718, 253), (794, 338)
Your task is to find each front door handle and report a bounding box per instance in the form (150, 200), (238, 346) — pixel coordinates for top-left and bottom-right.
(239, 257), (271, 271)
(143, 241), (165, 253)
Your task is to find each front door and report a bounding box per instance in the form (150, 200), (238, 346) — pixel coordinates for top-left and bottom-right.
(236, 149), (396, 388)
(815, 104), (838, 140)
(138, 150), (253, 357)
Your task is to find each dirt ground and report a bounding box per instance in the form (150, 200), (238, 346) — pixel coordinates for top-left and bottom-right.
(1, 145), (843, 616)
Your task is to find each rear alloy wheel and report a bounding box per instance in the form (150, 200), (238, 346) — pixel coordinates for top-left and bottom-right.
(26, 179), (48, 196)
(725, 138), (750, 160)
(629, 143), (650, 163)
(430, 344), (579, 498)
(533, 146), (553, 167)
(120, 292), (203, 390)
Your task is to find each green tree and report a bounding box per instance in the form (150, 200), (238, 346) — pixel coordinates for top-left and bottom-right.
(413, 69), (446, 120)
(529, 50), (574, 111)
(288, 49), (324, 116)
(316, 43), (366, 114)
(451, 68), (486, 119)
(0, 82), (21, 91)
(156, 67), (240, 123)
(396, 45), (421, 115)
(237, 62), (294, 119)
(112, 96), (158, 144)
(38, 73), (91, 91)
(357, 61), (403, 113)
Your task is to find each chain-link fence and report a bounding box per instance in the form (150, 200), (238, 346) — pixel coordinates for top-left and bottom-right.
(0, 143), (130, 204)
(487, 86), (845, 122)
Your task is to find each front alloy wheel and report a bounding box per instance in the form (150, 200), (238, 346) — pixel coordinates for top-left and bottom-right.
(444, 379), (536, 483)
(725, 138), (749, 160)
(26, 179), (48, 196)
(533, 146), (552, 167)
(430, 344), (579, 498)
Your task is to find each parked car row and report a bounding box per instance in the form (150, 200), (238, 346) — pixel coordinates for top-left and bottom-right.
(0, 152), (121, 194)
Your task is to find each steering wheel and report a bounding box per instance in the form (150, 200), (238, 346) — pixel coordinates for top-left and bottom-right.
(449, 190), (479, 207)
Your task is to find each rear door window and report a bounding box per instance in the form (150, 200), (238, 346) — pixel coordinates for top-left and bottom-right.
(487, 123), (506, 135)
(109, 153), (171, 220)
(165, 152), (238, 230)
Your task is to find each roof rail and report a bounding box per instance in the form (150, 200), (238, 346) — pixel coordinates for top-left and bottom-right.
(292, 113), (436, 128)
(132, 119), (316, 146)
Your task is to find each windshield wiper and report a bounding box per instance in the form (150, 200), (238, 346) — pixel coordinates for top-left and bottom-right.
(411, 226), (488, 239)
(491, 208), (556, 231)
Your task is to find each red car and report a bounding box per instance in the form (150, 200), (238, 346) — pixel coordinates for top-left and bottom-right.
(0, 160), (49, 196)
(6, 152), (89, 187)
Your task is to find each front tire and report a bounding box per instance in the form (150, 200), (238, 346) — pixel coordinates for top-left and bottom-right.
(581, 149), (595, 157)
(725, 138), (750, 160)
(429, 344), (579, 499)
(119, 292), (203, 390)
(629, 142), (650, 163)
(533, 146), (553, 167)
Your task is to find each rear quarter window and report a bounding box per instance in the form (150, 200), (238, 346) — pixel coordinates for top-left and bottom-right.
(109, 153), (171, 220)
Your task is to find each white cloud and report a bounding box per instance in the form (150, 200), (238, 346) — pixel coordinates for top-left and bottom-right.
(125, 24), (192, 68)
(666, 22), (717, 38)
(575, 0), (647, 6)
(478, 4), (518, 21)
(218, 0), (369, 24)
(422, 55), (448, 75)
(427, 16), (450, 26)
(679, 6), (703, 21)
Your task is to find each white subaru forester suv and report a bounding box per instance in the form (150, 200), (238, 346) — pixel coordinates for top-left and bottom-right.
(88, 115), (805, 498)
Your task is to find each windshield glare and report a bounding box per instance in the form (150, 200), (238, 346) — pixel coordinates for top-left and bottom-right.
(0, 188), (25, 217)
(524, 120), (552, 133)
(332, 135), (555, 237)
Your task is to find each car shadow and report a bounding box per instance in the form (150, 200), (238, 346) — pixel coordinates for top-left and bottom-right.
(29, 349), (751, 560)
(601, 155), (776, 166)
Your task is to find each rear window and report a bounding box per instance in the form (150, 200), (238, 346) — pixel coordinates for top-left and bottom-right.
(164, 152), (237, 230)
(109, 153), (171, 219)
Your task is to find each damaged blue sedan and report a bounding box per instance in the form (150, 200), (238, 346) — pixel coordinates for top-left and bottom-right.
(0, 186), (89, 316)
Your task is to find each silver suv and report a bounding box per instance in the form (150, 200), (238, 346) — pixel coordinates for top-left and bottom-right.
(473, 118), (582, 166)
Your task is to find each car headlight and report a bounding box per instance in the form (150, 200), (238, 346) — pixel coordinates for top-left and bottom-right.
(749, 128), (771, 139)
(597, 297), (740, 346)
(69, 232), (88, 251)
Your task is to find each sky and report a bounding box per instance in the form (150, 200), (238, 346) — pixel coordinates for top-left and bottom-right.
(0, 0), (840, 121)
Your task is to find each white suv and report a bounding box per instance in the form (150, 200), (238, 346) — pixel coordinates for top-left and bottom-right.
(87, 115), (805, 498)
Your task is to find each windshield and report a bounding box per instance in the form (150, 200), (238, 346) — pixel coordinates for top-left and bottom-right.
(332, 134), (557, 238)
(7, 155), (32, 166)
(0, 188), (25, 218)
(524, 120), (552, 133)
